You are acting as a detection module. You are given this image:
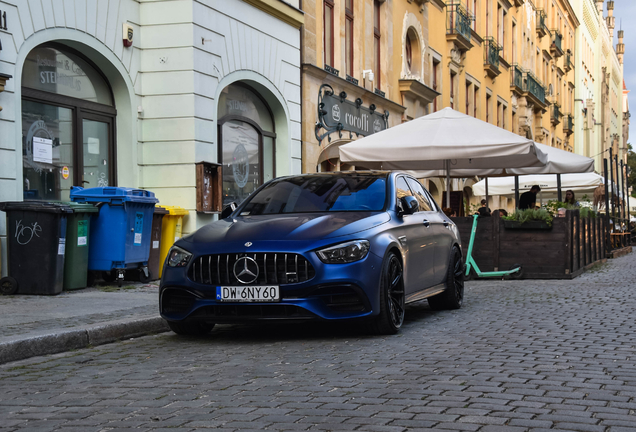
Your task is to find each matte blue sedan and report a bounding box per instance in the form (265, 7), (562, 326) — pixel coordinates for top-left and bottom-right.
(160, 171), (464, 335)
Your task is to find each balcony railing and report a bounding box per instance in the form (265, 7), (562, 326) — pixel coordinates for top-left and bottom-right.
(484, 37), (501, 69)
(446, 2), (474, 49)
(551, 102), (562, 125)
(551, 30), (564, 57)
(525, 71), (546, 105)
(563, 113), (574, 134)
(536, 9), (549, 38)
(511, 64), (524, 92)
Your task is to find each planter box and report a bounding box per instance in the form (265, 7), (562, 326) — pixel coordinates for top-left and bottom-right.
(452, 210), (607, 279)
(503, 220), (552, 230)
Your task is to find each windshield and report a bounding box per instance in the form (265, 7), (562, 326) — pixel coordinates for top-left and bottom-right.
(239, 174), (387, 215)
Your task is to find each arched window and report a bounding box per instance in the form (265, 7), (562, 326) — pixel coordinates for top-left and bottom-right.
(404, 27), (422, 78)
(405, 33), (412, 71)
(21, 43), (116, 201)
(218, 84), (276, 205)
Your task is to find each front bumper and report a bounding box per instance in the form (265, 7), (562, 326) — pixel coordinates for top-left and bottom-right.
(159, 250), (384, 323)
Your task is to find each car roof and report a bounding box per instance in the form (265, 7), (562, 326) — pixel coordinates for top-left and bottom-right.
(273, 170), (393, 180)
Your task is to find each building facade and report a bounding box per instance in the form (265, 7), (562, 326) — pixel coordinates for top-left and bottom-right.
(571, 0), (625, 172)
(300, 0), (438, 175)
(0, 0), (303, 275)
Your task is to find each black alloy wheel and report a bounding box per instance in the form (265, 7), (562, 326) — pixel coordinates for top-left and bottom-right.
(428, 246), (464, 310)
(371, 252), (405, 335)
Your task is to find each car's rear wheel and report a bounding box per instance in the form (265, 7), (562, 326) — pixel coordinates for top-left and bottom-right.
(371, 252), (405, 335)
(428, 246), (464, 310)
(167, 320), (215, 336)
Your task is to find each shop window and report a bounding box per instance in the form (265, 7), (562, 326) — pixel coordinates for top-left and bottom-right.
(21, 44), (116, 201)
(218, 84), (276, 207)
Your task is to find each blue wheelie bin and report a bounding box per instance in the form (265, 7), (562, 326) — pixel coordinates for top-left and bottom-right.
(70, 186), (159, 286)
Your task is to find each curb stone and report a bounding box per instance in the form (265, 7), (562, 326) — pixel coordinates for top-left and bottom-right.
(0, 316), (169, 364)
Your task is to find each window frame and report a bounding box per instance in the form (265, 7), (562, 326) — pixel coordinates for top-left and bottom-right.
(217, 83), (277, 205)
(21, 42), (118, 191)
(374, 0), (381, 89)
(345, 0), (354, 77)
(324, 0), (335, 67)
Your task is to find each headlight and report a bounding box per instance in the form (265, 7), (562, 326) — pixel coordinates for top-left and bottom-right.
(167, 246), (192, 267)
(316, 240), (370, 264)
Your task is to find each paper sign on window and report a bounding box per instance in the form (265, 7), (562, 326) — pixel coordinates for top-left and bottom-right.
(33, 137), (53, 164)
(88, 137), (100, 155)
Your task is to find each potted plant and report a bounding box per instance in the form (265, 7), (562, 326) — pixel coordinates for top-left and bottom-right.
(502, 208), (554, 229)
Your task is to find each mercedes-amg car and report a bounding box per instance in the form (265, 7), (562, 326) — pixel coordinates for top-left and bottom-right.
(160, 171), (464, 335)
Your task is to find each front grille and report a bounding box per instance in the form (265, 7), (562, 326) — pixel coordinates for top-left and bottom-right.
(161, 289), (197, 314)
(191, 304), (316, 320)
(189, 253), (316, 286)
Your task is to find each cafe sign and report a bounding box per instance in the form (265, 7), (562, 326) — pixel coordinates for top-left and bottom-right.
(315, 84), (389, 145)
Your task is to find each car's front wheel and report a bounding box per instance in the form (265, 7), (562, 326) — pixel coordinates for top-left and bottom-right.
(428, 246), (464, 310)
(371, 252), (405, 335)
(167, 320), (215, 336)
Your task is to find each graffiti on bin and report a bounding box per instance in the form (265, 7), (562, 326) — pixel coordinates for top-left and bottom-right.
(15, 220), (42, 245)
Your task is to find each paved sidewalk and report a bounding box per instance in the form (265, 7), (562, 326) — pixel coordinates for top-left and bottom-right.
(0, 280), (168, 364)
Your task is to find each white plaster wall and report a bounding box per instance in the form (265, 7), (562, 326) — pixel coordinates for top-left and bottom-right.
(0, 0), (142, 276)
(189, 0), (302, 230)
(0, 0), (302, 274)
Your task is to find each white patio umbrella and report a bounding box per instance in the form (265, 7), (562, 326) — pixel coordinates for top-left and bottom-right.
(472, 172), (621, 203)
(472, 173), (604, 197)
(339, 108), (548, 205)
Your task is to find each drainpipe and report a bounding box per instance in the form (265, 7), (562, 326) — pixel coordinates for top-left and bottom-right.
(299, 0), (304, 174)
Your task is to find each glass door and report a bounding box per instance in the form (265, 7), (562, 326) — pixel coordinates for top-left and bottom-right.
(21, 100), (74, 201)
(81, 116), (112, 189)
(221, 120), (261, 205)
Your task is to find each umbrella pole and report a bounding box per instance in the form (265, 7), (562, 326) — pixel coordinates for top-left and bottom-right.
(446, 159), (451, 210)
(485, 177), (489, 212)
(557, 174), (562, 202)
(514, 176), (520, 209)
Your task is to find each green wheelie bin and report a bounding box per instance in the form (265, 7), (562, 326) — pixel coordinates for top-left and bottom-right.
(63, 203), (99, 290)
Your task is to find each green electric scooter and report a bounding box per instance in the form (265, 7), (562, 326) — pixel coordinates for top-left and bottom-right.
(464, 214), (523, 280)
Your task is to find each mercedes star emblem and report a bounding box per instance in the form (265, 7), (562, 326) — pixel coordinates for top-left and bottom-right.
(234, 256), (259, 284)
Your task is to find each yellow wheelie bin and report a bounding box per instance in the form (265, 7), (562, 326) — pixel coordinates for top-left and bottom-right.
(158, 206), (189, 278)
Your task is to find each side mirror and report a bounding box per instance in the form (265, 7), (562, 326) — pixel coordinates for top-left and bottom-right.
(220, 202), (237, 219)
(399, 196), (419, 216)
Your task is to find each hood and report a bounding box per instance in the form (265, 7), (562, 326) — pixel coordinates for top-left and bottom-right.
(185, 212), (391, 244)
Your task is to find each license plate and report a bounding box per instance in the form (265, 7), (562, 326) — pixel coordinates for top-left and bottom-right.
(216, 286), (280, 302)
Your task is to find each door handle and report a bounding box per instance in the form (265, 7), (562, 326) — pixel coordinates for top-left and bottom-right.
(443, 220), (450, 227)
(422, 219), (430, 228)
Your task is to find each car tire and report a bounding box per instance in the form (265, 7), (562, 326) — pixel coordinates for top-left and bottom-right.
(428, 246), (464, 311)
(465, 265), (477, 281)
(167, 320), (215, 336)
(370, 252), (405, 335)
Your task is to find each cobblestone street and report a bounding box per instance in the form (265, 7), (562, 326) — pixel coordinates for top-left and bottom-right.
(1, 254), (635, 431)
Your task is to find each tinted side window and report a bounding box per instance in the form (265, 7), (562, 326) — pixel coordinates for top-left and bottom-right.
(406, 178), (434, 212)
(396, 177), (412, 206)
